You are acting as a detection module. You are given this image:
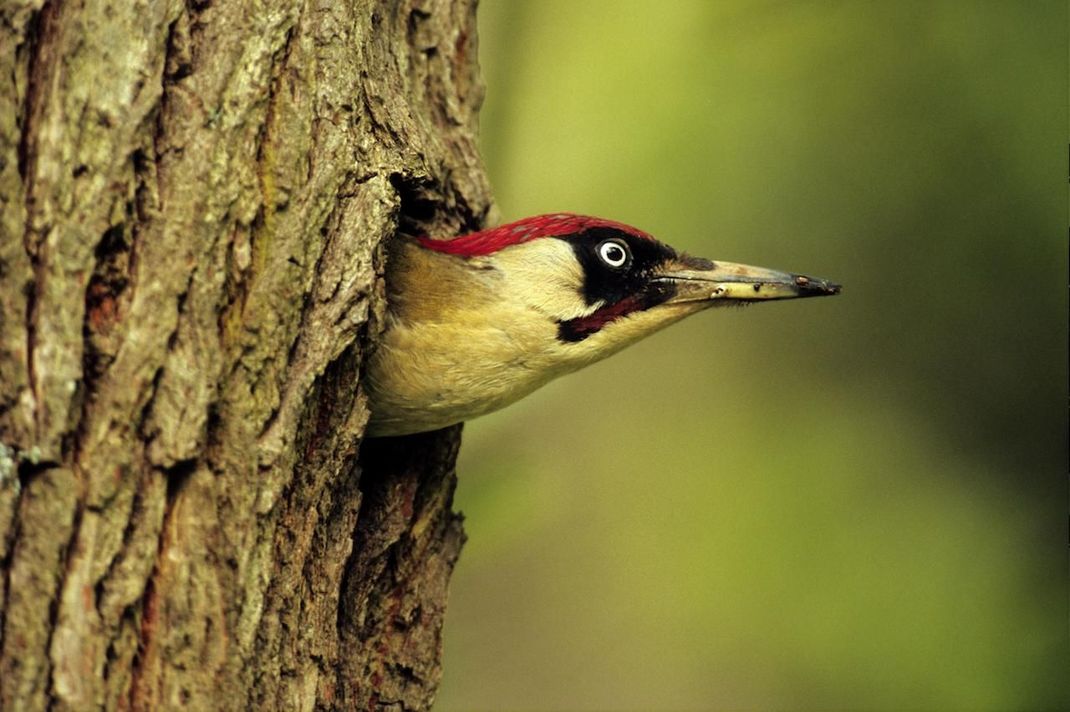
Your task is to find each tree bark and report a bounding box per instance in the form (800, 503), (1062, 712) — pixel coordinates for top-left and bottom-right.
(0, 0), (490, 709)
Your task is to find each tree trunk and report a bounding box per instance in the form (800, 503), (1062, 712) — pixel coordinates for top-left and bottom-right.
(0, 0), (490, 709)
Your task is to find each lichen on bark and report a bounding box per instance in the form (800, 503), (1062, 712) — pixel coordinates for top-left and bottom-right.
(0, 1), (490, 709)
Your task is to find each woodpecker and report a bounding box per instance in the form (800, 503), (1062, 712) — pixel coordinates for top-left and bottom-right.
(365, 213), (839, 437)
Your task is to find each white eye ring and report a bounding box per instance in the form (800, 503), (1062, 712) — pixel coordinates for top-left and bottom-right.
(597, 240), (630, 268)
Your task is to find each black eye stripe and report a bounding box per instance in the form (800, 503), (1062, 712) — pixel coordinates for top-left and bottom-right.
(557, 227), (678, 306)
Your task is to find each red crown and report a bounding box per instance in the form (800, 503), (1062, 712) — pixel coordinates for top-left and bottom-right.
(416, 213), (652, 256)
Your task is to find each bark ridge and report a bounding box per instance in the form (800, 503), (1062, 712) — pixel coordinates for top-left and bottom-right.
(0, 0), (491, 709)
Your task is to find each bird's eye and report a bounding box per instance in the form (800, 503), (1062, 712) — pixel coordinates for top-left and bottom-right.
(597, 240), (630, 269)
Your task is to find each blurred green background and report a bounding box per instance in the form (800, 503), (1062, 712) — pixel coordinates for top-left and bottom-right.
(435, 2), (1068, 710)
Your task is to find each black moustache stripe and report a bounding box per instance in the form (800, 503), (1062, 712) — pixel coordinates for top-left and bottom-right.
(557, 283), (676, 342)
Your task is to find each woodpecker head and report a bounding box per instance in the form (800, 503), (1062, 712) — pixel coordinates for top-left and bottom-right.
(365, 213), (840, 437)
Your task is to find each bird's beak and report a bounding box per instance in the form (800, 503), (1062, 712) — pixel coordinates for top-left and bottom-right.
(656, 256), (841, 304)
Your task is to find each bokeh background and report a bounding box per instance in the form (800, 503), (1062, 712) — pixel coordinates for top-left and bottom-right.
(435, 2), (1068, 710)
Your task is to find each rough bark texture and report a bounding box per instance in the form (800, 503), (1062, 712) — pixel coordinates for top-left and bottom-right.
(0, 0), (491, 709)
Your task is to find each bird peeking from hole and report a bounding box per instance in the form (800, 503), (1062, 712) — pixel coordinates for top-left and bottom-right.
(365, 213), (840, 437)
